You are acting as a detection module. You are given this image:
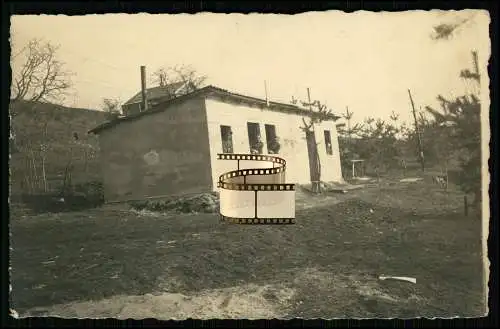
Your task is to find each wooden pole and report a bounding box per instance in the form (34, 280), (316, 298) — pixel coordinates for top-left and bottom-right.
(307, 87), (314, 191)
(464, 195), (469, 216)
(264, 80), (269, 106)
(408, 89), (425, 172)
(140, 66), (148, 112)
(307, 87), (320, 193)
(306, 88), (317, 135)
(346, 106), (352, 147)
(471, 51), (481, 95)
(307, 88), (312, 111)
(445, 163), (449, 192)
(472, 51), (480, 82)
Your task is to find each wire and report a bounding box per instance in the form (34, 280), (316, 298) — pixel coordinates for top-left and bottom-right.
(73, 78), (136, 92)
(62, 48), (131, 72)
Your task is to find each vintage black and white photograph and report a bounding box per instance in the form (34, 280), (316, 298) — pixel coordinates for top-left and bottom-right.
(9, 10), (490, 319)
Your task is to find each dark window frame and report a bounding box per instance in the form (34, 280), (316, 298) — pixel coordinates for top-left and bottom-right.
(247, 122), (263, 154)
(324, 130), (333, 155)
(264, 124), (280, 154)
(220, 125), (234, 153)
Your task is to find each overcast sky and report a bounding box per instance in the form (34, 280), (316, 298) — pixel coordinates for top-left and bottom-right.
(10, 10), (490, 125)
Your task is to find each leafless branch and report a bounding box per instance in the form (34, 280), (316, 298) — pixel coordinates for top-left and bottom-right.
(171, 64), (207, 92)
(151, 64), (207, 95)
(11, 39), (73, 104)
(300, 117), (314, 132)
(101, 98), (122, 120)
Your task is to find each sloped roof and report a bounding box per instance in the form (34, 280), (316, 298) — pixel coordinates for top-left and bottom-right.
(123, 81), (185, 105)
(90, 85), (341, 134)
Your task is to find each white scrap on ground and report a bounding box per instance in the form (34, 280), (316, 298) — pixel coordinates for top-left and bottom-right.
(10, 309), (19, 319)
(399, 178), (423, 183)
(379, 275), (417, 284)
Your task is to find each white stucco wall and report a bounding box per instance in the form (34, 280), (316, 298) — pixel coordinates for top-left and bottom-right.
(204, 97), (343, 190)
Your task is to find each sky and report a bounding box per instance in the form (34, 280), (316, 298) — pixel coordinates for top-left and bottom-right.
(10, 10), (490, 125)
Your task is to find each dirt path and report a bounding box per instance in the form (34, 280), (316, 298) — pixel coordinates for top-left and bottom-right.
(24, 283), (296, 319)
(21, 265), (469, 319)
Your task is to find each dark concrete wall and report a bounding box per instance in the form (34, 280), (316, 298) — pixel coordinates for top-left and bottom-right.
(97, 97), (212, 202)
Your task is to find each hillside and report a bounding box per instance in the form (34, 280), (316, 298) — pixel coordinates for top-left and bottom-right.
(9, 100), (108, 197)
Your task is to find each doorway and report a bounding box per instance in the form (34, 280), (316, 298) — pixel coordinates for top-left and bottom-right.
(305, 130), (321, 192)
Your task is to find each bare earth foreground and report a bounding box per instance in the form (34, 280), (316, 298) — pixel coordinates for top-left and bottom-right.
(10, 177), (486, 319)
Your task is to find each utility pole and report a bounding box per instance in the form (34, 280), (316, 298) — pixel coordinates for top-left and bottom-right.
(471, 51), (481, 96)
(140, 66), (148, 112)
(408, 89), (425, 172)
(307, 88), (312, 110)
(472, 50), (480, 82)
(264, 80), (269, 106)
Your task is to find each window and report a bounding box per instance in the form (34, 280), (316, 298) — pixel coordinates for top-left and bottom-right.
(324, 130), (333, 155)
(265, 124), (281, 154)
(220, 125), (234, 153)
(247, 122), (263, 154)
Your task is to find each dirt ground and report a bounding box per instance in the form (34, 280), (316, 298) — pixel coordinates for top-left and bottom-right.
(9, 175), (487, 319)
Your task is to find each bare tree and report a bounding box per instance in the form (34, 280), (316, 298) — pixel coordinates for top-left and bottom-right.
(152, 68), (169, 87)
(297, 94), (334, 193)
(39, 121), (50, 192)
(10, 39), (72, 190)
(11, 107), (53, 194)
(11, 38), (73, 104)
(101, 97), (122, 121)
(151, 64), (207, 94)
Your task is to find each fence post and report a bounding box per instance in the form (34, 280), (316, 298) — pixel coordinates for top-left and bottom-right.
(464, 195), (469, 216)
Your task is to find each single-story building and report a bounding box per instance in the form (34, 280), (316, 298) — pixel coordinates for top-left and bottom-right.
(89, 85), (343, 203)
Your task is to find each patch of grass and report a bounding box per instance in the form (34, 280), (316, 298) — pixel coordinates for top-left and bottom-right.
(10, 181), (485, 318)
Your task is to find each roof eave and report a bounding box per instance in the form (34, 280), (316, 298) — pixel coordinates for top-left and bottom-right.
(89, 85), (341, 134)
